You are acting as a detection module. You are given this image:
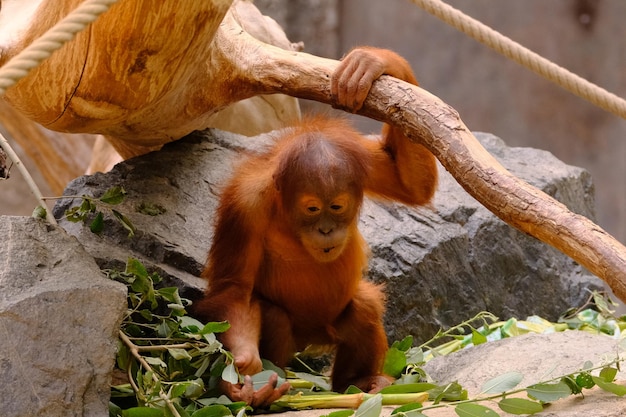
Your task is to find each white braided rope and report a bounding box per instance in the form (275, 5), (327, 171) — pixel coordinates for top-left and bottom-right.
(0, 0), (119, 95)
(412, 0), (626, 120)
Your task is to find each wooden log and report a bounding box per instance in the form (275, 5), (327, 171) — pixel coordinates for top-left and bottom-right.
(215, 13), (626, 300)
(3, 0), (235, 159)
(2, 0), (625, 300)
(0, 0), (299, 189)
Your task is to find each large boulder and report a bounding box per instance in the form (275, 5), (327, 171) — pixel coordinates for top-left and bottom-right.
(421, 331), (626, 417)
(279, 331), (626, 417)
(0, 216), (127, 417)
(52, 128), (603, 344)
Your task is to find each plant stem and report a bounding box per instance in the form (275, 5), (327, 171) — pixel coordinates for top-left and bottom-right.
(42, 195), (94, 201)
(119, 330), (182, 417)
(420, 311), (498, 349)
(136, 342), (195, 351)
(0, 132), (57, 225)
(418, 356), (624, 413)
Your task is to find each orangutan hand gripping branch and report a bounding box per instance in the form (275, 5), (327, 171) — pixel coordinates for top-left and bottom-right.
(193, 47), (438, 407)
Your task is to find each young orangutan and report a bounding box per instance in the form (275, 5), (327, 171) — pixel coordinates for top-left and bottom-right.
(194, 46), (437, 407)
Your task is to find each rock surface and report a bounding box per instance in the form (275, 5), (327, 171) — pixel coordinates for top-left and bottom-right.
(0, 216), (127, 417)
(53, 129), (603, 344)
(0, 127), (614, 417)
(280, 331), (626, 417)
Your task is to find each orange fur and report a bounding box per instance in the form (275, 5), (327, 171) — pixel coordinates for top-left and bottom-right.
(193, 47), (438, 406)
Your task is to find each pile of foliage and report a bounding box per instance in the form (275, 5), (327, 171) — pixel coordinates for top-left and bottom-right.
(106, 258), (626, 417)
(55, 187), (626, 416)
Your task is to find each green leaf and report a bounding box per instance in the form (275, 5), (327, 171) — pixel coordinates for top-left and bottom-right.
(65, 206), (85, 222)
(480, 371), (523, 394)
(172, 403), (190, 417)
(527, 380), (571, 402)
(190, 404), (233, 417)
(262, 359), (286, 377)
(144, 356), (167, 369)
(498, 398), (543, 415)
(429, 382), (467, 403)
(471, 328), (487, 345)
(383, 347), (407, 377)
(234, 407), (248, 417)
(380, 383), (437, 394)
(500, 318), (521, 337)
(294, 372), (331, 391)
(454, 403), (499, 417)
(185, 378), (205, 399)
(32, 205), (47, 219)
(355, 393), (382, 417)
(168, 348), (193, 361)
(345, 385), (364, 394)
(90, 211), (105, 234)
(157, 319), (178, 338)
(80, 198), (96, 213)
(575, 372), (595, 389)
(116, 341), (131, 371)
(321, 410), (355, 417)
(391, 335), (414, 352)
(600, 366), (618, 383)
(170, 382), (189, 399)
(122, 407), (165, 417)
(109, 401), (123, 416)
(100, 186), (127, 205)
(139, 309), (153, 321)
(126, 258), (149, 279)
(390, 403), (426, 417)
(201, 321), (231, 335)
(129, 274), (152, 295)
(178, 316), (205, 333)
(158, 287), (183, 304)
(222, 363), (239, 384)
(592, 376), (626, 396)
(405, 347), (424, 364)
(251, 370), (286, 390)
(561, 376), (582, 395)
(112, 209), (136, 237)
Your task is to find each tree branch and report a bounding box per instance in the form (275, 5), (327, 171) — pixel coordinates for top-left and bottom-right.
(219, 16), (626, 300)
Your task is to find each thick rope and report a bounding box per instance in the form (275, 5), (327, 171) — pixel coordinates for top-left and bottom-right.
(0, 0), (119, 95)
(411, 0), (626, 120)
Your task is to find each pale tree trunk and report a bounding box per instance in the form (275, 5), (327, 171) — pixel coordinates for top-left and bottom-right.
(1, 0), (625, 299)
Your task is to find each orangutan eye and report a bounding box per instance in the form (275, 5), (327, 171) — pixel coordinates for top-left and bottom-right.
(308, 206), (320, 213)
(330, 204), (342, 211)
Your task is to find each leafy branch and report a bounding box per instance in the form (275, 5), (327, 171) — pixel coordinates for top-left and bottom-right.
(42, 185), (136, 236)
(373, 291), (626, 416)
(108, 260), (626, 417)
(108, 258), (248, 417)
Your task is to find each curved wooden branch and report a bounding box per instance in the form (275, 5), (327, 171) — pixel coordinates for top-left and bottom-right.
(217, 15), (626, 301)
(3, 2), (625, 300)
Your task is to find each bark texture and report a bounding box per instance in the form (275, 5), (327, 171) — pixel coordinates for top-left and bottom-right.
(1, 1), (625, 298)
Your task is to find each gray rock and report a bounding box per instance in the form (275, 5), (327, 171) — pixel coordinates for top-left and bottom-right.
(423, 331), (625, 394)
(372, 133), (602, 343)
(421, 331), (626, 417)
(276, 331), (626, 417)
(52, 129), (603, 346)
(0, 216), (127, 417)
